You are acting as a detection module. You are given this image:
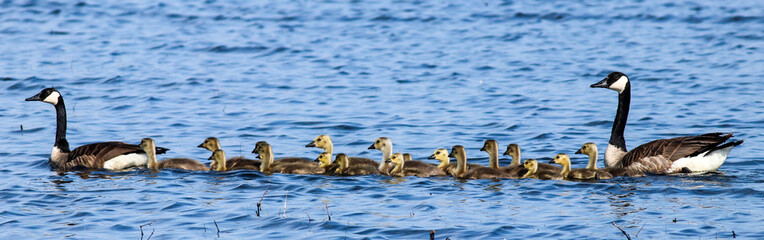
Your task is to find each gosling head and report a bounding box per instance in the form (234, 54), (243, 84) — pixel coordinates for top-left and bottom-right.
(306, 135), (331, 148)
(403, 153), (412, 161)
(503, 144), (519, 156)
(480, 140), (498, 152)
(335, 153), (349, 169)
(25, 88), (62, 105)
(368, 137), (392, 151)
(197, 137), (220, 151)
(524, 159), (538, 171)
(139, 137), (155, 150)
(590, 71), (629, 94)
(315, 152), (333, 168)
(549, 153), (570, 165)
(208, 149), (226, 170)
(428, 148), (449, 162)
(575, 142), (598, 156)
(448, 145), (466, 159)
(252, 141), (270, 155)
(388, 152), (404, 166)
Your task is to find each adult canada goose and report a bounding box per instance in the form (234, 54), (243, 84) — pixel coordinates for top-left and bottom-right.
(576, 143), (644, 177)
(335, 153), (380, 176)
(253, 141), (324, 175)
(140, 138), (209, 171)
(306, 135), (379, 168)
(481, 140), (526, 178)
(25, 88), (169, 170)
(429, 148), (483, 176)
(522, 159), (562, 180)
(591, 72), (744, 173)
(449, 145), (512, 179)
(386, 152), (444, 177)
(314, 152), (339, 174)
(549, 153), (612, 180)
(368, 137), (396, 175)
(198, 137), (260, 171)
(503, 143), (561, 174)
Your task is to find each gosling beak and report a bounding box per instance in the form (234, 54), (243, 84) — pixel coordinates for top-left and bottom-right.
(367, 143), (375, 150)
(590, 78), (609, 88)
(384, 159), (391, 164)
(479, 146), (486, 152)
(313, 157), (320, 162)
(306, 141), (316, 148)
(197, 143), (204, 148)
(502, 150), (510, 156)
(575, 149), (583, 154)
(25, 92), (42, 101)
(255, 155), (261, 159)
(448, 152), (454, 158)
(548, 159), (556, 164)
(427, 154), (436, 159)
(251, 147), (258, 154)
(208, 155), (214, 160)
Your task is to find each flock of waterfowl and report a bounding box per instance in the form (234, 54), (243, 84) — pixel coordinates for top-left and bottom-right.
(24, 72), (744, 181)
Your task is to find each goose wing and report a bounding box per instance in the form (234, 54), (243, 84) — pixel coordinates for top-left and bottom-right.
(66, 141), (169, 169)
(619, 132), (732, 169)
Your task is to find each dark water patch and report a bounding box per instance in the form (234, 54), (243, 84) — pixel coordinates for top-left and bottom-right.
(206, 45), (268, 53)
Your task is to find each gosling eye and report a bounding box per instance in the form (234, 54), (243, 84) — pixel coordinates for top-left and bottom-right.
(376, 140), (380, 143)
(317, 139), (322, 142)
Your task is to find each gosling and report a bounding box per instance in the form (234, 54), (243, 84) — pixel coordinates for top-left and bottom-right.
(576, 143), (644, 177)
(449, 145), (512, 179)
(522, 159), (562, 180)
(335, 153), (380, 176)
(481, 140), (526, 178)
(549, 153), (613, 180)
(140, 138), (209, 171)
(252, 141), (324, 175)
(198, 137), (260, 171)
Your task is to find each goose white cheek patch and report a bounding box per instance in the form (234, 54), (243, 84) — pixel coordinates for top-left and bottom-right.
(609, 76), (629, 93)
(43, 92), (61, 105)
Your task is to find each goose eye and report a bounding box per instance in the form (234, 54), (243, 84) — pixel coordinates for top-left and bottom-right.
(376, 140), (380, 143)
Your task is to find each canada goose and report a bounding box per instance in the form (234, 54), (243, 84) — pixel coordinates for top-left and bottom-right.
(208, 149), (227, 171)
(549, 153), (612, 180)
(385, 153), (440, 177)
(591, 72), (744, 173)
(576, 143), (644, 177)
(198, 137), (260, 171)
(314, 152), (339, 174)
(335, 153), (380, 175)
(25, 88), (169, 170)
(481, 140), (526, 178)
(307, 135), (379, 168)
(368, 137), (396, 175)
(253, 141), (324, 175)
(503, 143), (561, 174)
(449, 145), (511, 179)
(428, 148), (483, 176)
(140, 138), (209, 171)
(522, 159), (562, 180)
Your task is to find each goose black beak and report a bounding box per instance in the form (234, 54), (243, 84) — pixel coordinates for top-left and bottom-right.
(25, 93), (42, 101)
(590, 78), (609, 88)
(306, 141), (316, 147)
(367, 143), (375, 150)
(575, 149), (583, 154)
(427, 154), (436, 159)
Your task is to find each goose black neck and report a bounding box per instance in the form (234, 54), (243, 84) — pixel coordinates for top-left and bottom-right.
(610, 83), (630, 151)
(54, 96), (69, 151)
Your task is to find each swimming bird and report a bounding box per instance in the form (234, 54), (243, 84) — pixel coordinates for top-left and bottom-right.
(335, 153), (380, 176)
(314, 152), (339, 174)
(306, 135), (379, 168)
(449, 145), (512, 179)
(503, 143), (561, 174)
(368, 137), (396, 175)
(253, 141), (324, 174)
(481, 140), (526, 178)
(140, 138), (209, 171)
(591, 72), (743, 173)
(198, 137), (260, 171)
(522, 159), (562, 180)
(208, 149), (228, 171)
(386, 153), (441, 177)
(576, 143), (644, 177)
(549, 153), (612, 180)
(25, 88), (169, 171)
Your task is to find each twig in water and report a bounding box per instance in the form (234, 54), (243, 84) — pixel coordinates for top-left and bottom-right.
(612, 222), (632, 240)
(325, 203), (331, 221)
(732, 231), (736, 238)
(283, 190), (288, 218)
(635, 222), (646, 237)
(139, 221), (156, 240)
(256, 190), (269, 217)
(430, 230), (435, 240)
(214, 220), (220, 238)
(306, 212), (312, 222)
(147, 229), (155, 240)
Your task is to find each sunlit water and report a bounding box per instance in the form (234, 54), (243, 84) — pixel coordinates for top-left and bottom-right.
(1, 0), (762, 239)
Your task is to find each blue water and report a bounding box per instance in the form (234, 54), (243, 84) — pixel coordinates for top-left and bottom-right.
(1, 0), (763, 239)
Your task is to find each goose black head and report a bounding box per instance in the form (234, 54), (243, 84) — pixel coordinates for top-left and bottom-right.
(26, 88), (62, 105)
(591, 72), (629, 94)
